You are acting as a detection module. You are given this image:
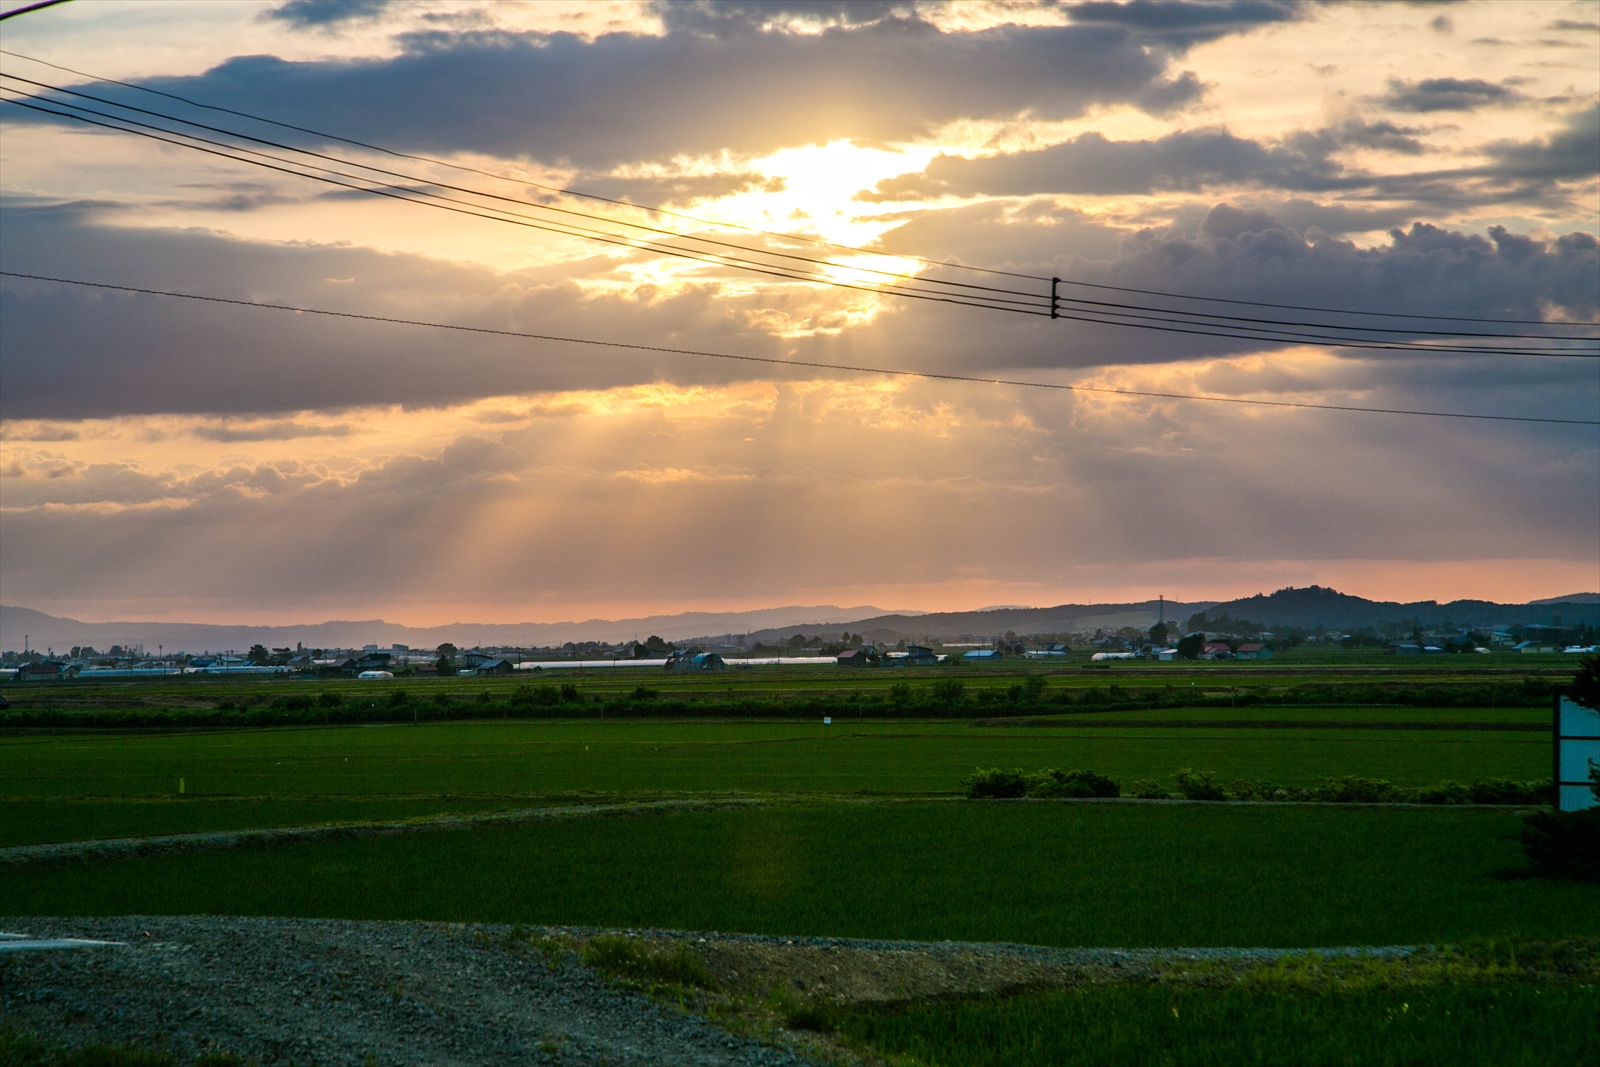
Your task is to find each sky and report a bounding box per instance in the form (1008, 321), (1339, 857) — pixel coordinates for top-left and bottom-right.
(1, 0), (1597, 626)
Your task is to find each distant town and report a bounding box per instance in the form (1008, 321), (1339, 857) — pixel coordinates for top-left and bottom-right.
(5, 611), (1596, 683)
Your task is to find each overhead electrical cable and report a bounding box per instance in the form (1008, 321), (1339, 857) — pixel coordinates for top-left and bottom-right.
(3, 87), (1593, 359)
(0, 46), (1048, 283)
(0, 72), (1055, 306)
(0, 91), (1053, 318)
(3, 271), (1595, 427)
(3, 47), (1596, 331)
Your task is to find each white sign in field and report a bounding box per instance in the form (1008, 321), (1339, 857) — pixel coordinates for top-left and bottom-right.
(1555, 696), (1600, 812)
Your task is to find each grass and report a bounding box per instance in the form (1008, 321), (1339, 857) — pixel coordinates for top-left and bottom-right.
(830, 983), (1600, 1067)
(3, 802), (1594, 947)
(0, 716), (1548, 806)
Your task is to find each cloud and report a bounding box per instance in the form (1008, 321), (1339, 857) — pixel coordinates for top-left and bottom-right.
(650, 0), (926, 35)
(862, 104), (1596, 215)
(861, 120), (1418, 200)
(1063, 0), (1304, 48)
(264, 0), (393, 29)
(192, 420), (354, 442)
(1378, 76), (1523, 113)
(25, 21), (1202, 170)
(574, 170), (786, 207)
(1, 367), (1593, 619)
(3, 202), (1595, 426)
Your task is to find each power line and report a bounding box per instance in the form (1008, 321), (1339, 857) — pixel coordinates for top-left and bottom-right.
(0, 0), (73, 22)
(4, 270), (1594, 426)
(4, 46), (1596, 330)
(0, 46), (1047, 285)
(5, 87), (1593, 359)
(0, 91), (1053, 319)
(0, 72), (1052, 307)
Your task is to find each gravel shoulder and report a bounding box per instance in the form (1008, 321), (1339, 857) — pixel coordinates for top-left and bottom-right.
(0, 915), (1430, 1067)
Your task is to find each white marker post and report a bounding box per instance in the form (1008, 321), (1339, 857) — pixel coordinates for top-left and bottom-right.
(1554, 695), (1600, 811)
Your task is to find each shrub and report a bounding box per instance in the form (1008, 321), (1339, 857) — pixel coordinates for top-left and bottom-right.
(1171, 768), (1227, 801)
(930, 679), (966, 704)
(581, 936), (718, 990)
(887, 681), (912, 705)
(510, 684), (561, 708)
(1130, 779), (1170, 799)
(963, 768), (1029, 799)
(1227, 779), (1299, 802)
(629, 686), (658, 701)
(1312, 777), (1403, 804)
(1030, 768), (1121, 799)
(317, 691), (343, 708)
(384, 688), (409, 708)
(558, 683), (581, 703)
(1413, 780), (1471, 805)
(278, 694), (313, 712)
(1520, 808), (1600, 881)
(1467, 778), (1549, 805)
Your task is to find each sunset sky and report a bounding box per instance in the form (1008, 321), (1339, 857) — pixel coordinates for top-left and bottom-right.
(1, 0), (1597, 626)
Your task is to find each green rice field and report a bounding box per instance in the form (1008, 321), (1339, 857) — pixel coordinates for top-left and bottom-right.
(3, 802), (1592, 947)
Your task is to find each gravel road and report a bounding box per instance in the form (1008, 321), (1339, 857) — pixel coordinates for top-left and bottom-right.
(0, 916), (813, 1066)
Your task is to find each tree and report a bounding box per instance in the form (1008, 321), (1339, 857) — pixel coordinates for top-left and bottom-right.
(1149, 621), (1169, 645)
(436, 654), (455, 676)
(247, 644), (270, 665)
(436, 643), (458, 657)
(1570, 654), (1600, 711)
(1176, 633), (1205, 660)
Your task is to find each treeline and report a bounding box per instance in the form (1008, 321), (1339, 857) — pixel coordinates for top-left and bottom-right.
(0, 676), (1560, 729)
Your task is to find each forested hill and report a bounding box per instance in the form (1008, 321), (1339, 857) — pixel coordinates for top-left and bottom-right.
(1204, 586), (1600, 630)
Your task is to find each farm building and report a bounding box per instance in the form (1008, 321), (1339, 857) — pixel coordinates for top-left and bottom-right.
(1234, 643), (1273, 660)
(836, 648), (879, 667)
(474, 659), (516, 676)
(962, 649), (1004, 661)
(665, 651), (727, 671)
(17, 662), (78, 682)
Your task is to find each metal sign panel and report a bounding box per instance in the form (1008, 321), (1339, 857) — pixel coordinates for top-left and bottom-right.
(1555, 696), (1600, 812)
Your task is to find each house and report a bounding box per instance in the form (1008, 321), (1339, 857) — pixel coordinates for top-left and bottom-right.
(962, 649), (1004, 662)
(1202, 642), (1232, 659)
(474, 658), (516, 676)
(19, 662), (78, 681)
(1155, 647), (1179, 661)
(1234, 643), (1273, 660)
(904, 645), (939, 666)
(665, 651), (726, 671)
(836, 648), (879, 667)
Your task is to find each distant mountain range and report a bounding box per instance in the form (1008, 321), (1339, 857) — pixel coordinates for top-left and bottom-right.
(3, 586), (1595, 655)
(0, 604), (917, 656)
(701, 587), (1600, 645)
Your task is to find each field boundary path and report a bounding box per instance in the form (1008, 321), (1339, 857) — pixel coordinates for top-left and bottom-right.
(0, 797), (766, 868)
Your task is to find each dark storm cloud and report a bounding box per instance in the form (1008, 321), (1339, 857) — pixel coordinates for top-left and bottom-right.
(1379, 76), (1522, 113)
(650, 0), (925, 35)
(862, 123), (1370, 199)
(2, 202), (1595, 423)
(20, 20), (1200, 170)
(1062, 0), (1304, 48)
(862, 105), (1595, 214)
(574, 170), (786, 207)
(265, 0), (392, 29)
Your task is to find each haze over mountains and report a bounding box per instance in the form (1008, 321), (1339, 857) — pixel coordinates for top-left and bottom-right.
(3, 587), (1596, 655)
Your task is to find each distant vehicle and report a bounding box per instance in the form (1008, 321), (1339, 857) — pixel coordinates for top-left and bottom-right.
(357, 670), (395, 680)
